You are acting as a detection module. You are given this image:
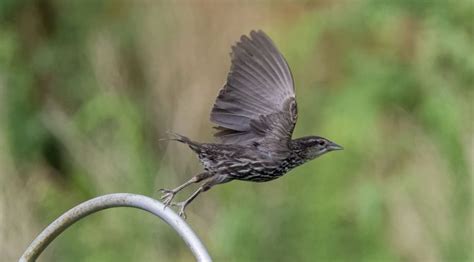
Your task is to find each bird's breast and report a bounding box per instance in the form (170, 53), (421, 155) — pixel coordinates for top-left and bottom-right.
(196, 147), (304, 182)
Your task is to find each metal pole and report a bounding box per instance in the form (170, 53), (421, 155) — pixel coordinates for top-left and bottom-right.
(19, 193), (212, 262)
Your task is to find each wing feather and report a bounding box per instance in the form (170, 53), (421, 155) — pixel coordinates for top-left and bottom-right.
(210, 30), (297, 158)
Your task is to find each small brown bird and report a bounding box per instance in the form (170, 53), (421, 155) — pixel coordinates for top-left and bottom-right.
(160, 30), (342, 218)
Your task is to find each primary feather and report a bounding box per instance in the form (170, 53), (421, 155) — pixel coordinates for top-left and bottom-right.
(210, 30), (297, 157)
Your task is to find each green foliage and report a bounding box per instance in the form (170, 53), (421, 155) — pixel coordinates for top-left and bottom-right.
(0, 0), (472, 261)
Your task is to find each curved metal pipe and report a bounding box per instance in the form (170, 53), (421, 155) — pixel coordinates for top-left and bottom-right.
(19, 193), (212, 262)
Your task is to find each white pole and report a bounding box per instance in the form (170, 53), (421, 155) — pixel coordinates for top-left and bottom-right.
(19, 193), (212, 262)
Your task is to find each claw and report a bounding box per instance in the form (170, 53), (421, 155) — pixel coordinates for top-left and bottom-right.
(171, 201), (188, 219)
(158, 188), (176, 207)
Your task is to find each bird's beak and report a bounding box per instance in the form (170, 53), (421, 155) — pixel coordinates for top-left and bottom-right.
(328, 141), (344, 151)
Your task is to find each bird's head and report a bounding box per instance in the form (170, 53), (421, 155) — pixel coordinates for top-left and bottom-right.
(292, 136), (343, 160)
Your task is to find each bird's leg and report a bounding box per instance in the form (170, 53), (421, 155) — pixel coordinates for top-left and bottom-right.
(172, 186), (204, 219)
(171, 175), (229, 219)
(159, 172), (211, 207)
(159, 180), (194, 207)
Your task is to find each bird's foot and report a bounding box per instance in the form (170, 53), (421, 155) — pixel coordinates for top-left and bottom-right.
(171, 201), (188, 219)
(158, 188), (177, 207)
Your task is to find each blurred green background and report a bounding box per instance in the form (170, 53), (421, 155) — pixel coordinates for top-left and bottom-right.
(0, 0), (472, 261)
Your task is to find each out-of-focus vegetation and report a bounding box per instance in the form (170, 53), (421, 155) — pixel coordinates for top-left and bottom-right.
(0, 1), (472, 261)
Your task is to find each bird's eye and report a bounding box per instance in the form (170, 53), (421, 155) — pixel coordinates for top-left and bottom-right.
(318, 140), (326, 146)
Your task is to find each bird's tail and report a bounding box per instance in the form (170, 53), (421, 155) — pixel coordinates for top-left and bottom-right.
(159, 131), (201, 152)
(159, 131), (190, 143)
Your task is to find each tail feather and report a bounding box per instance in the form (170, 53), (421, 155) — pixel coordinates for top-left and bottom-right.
(159, 131), (201, 152)
(159, 131), (190, 143)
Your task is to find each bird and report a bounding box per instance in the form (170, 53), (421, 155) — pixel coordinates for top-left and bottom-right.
(160, 30), (343, 218)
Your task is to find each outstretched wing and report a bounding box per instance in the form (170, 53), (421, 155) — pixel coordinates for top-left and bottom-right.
(210, 30), (297, 157)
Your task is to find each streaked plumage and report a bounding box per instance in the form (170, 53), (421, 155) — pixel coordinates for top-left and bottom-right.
(160, 30), (342, 218)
